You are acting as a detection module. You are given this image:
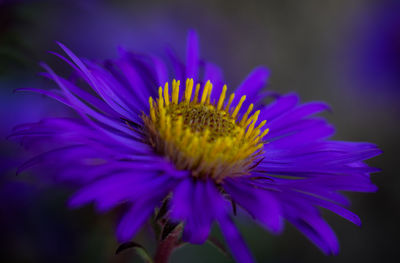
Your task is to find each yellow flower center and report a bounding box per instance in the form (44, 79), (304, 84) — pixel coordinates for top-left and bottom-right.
(143, 78), (269, 181)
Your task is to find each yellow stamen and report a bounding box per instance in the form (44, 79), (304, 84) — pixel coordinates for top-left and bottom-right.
(207, 83), (213, 104)
(253, 120), (267, 136)
(172, 80), (180, 104)
(159, 105), (166, 131)
(225, 93), (235, 112)
(245, 111), (260, 139)
(245, 110), (260, 127)
(158, 87), (164, 109)
(200, 81), (211, 104)
(217, 85), (227, 110)
(240, 103), (254, 125)
(164, 83), (170, 107)
(260, 128), (269, 139)
(185, 79), (193, 102)
(231, 95), (246, 119)
(193, 83), (201, 103)
(143, 79), (267, 181)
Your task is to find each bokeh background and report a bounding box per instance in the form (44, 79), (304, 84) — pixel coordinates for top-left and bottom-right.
(0, 0), (398, 262)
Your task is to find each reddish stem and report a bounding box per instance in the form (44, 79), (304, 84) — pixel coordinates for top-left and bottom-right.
(153, 226), (181, 263)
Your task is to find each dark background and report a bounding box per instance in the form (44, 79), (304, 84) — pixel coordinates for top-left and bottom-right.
(0, 0), (398, 262)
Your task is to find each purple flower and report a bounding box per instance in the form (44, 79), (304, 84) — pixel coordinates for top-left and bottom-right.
(12, 30), (381, 263)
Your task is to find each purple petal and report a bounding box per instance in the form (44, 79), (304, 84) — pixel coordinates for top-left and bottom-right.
(57, 42), (108, 98)
(169, 178), (194, 220)
(287, 212), (339, 255)
(166, 45), (185, 81)
(48, 51), (91, 83)
(183, 179), (225, 244)
(259, 93), (299, 121)
(267, 102), (331, 127)
(217, 214), (255, 263)
(224, 178), (283, 233)
(186, 30), (200, 79)
(68, 173), (148, 208)
(280, 190), (361, 225)
(15, 87), (73, 109)
(116, 199), (157, 242)
(266, 118), (329, 139)
(204, 62), (225, 102)
(95, 173), (178, 212)
(181, 180), (209, 243)
(69, 171), (176, 210)
(104, 59), (149, 109)
(265, 123), (335, 148)
(171, 179), (225, 244)
(149, 55), (169, 85)
(235, 66), (270, 103)
(17, 145), (88, 175)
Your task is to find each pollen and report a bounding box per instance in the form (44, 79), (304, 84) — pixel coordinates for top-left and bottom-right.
(143, 79), (269, 181)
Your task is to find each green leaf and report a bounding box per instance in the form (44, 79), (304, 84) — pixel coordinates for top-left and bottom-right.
(115, 242), (153, 263)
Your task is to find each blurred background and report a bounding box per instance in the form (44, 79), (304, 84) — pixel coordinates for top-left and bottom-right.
(0, 0), (398, 262)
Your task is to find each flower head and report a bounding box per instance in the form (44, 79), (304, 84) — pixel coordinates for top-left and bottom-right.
(12, 30), (381, 262)
(144, 79), (267, 182)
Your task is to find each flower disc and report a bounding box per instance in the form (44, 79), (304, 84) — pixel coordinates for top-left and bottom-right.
(143, 79), (269, 181)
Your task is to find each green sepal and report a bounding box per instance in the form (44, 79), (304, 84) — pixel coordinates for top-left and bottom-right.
(115, 241), (153, 263)
(207, 236), (229, 258)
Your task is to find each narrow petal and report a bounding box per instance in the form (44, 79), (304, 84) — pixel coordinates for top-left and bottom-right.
(186, 30), (200, 79)
(224, 178), (283, 233)
(218, 214), (255, 263)
(287, 213), (339, 255)
(266, 122), (335, 148)
(95, 173), (177, 212)
(171, 179), (225, 244)
(204, 62), (225, 102)
(183, 179), (226, 244)
(166, 46), (185, 81)
(149, 55), (169, 86)
(169, 178), (194, 220)
(266, 119), (329, 139)
(259, 93), (299, 121)
(280, 190), (361, 225)
(235, 66), (270, 106)
(267, 102), (331, 127)
(116, 199), (157, 242)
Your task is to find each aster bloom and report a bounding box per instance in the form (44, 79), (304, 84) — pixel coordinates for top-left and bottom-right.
(12, 31), (381, 263)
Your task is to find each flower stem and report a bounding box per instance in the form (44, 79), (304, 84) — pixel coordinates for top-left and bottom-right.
(153, 226), (181, 263)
